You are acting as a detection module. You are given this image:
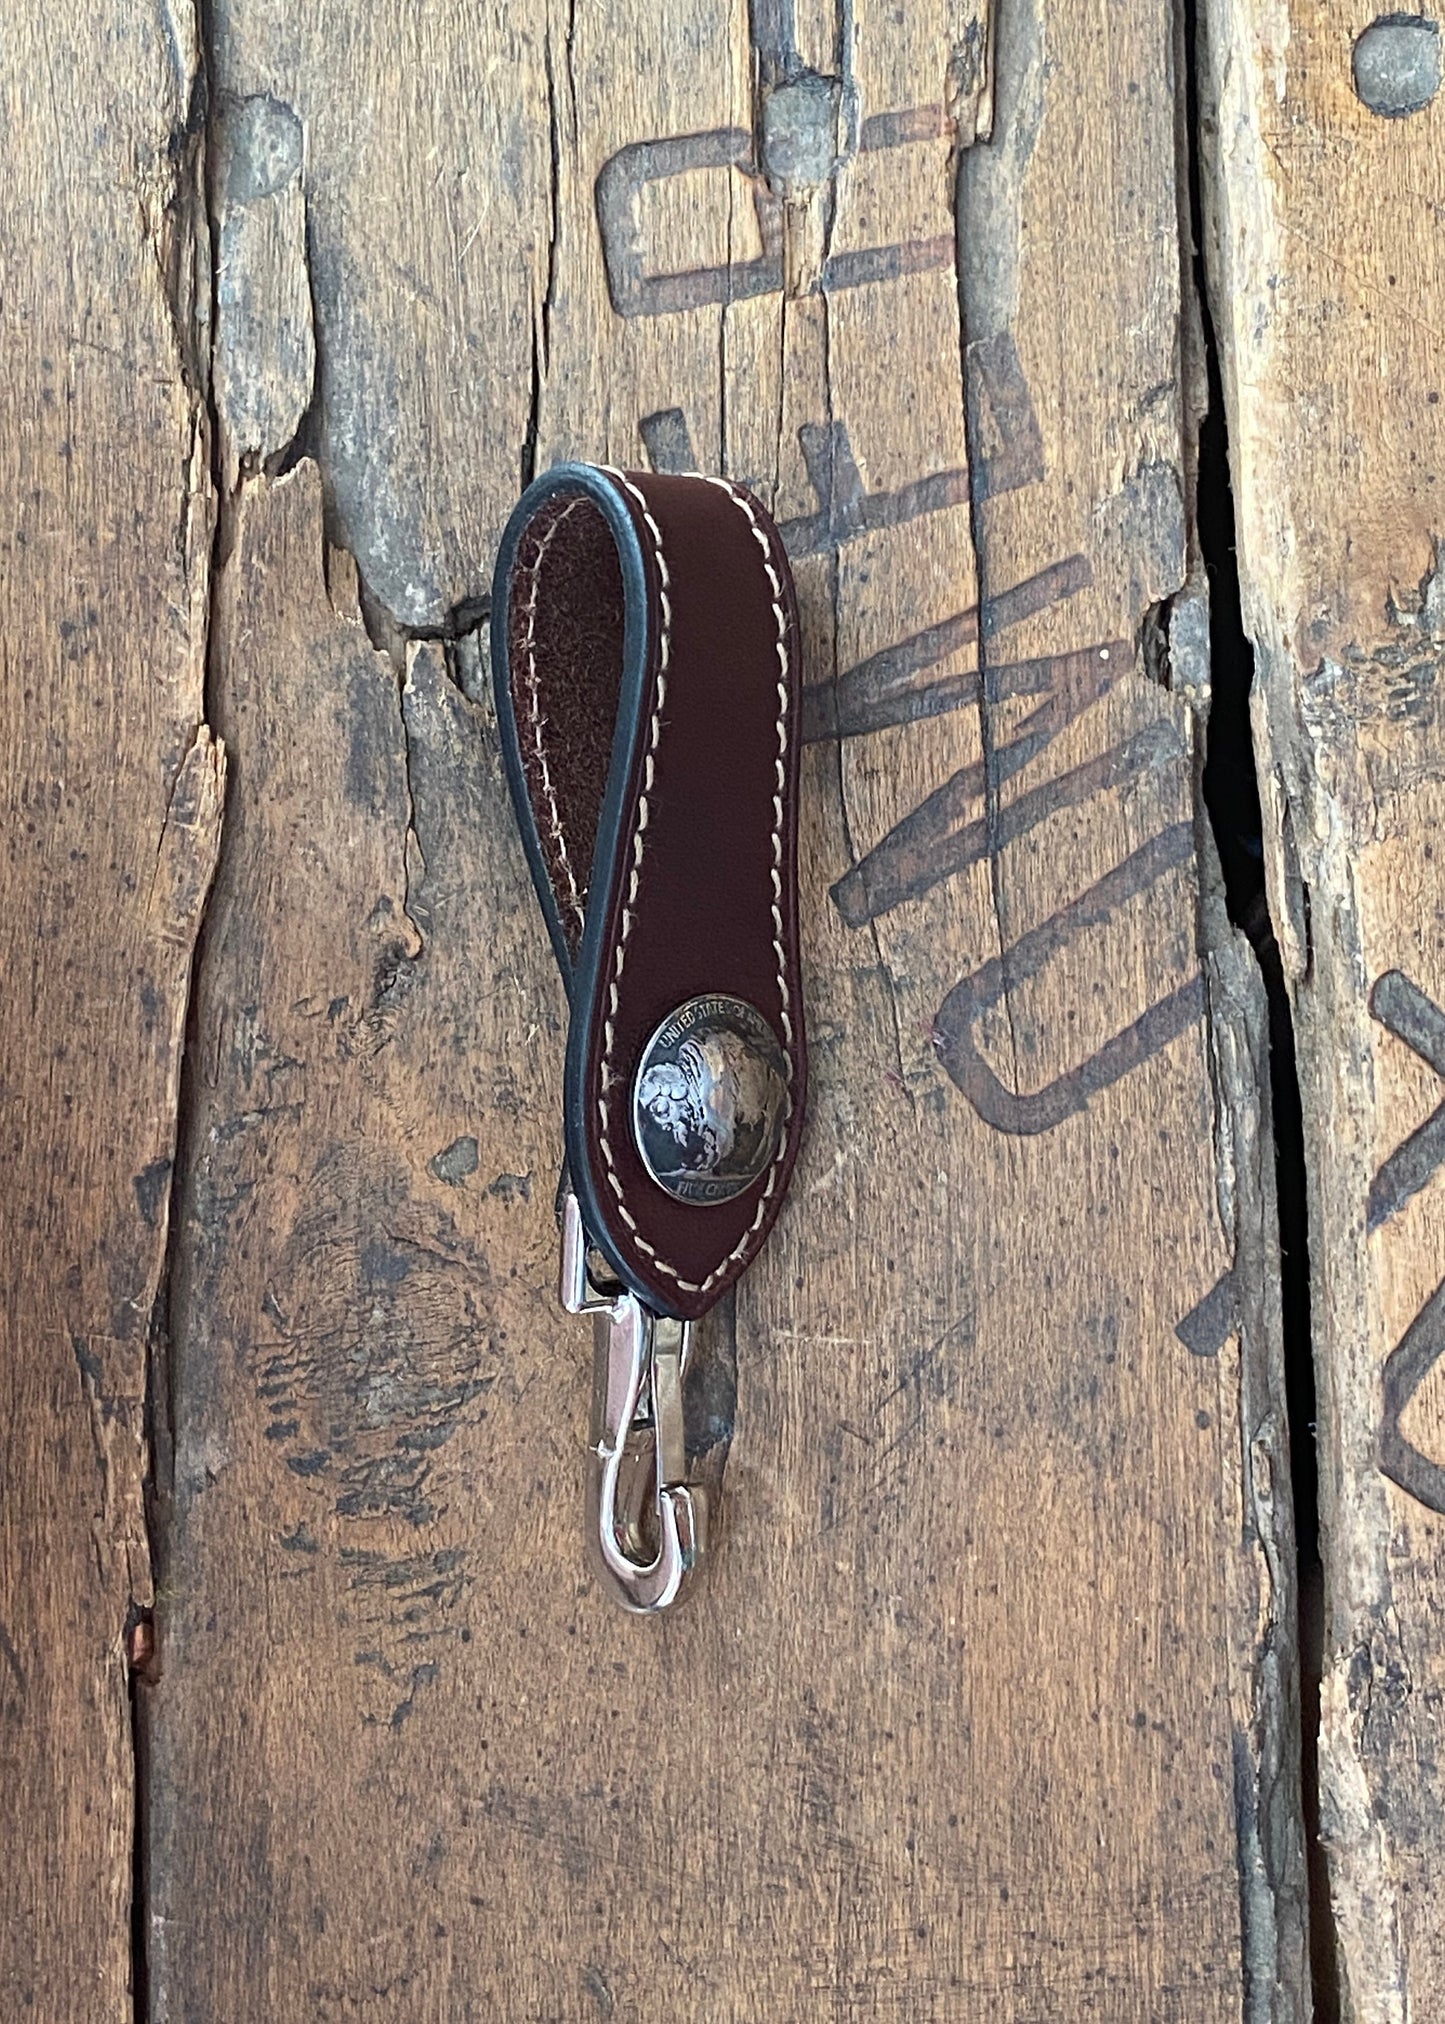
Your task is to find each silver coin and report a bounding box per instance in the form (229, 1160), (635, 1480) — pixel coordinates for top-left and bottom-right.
(631, 995), (789, 1205)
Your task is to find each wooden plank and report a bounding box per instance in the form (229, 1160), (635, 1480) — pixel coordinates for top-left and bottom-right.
(0, 4), (218, 2014)
(1202, 2), (1445, 2012)
(146, 0), (1306, 2014)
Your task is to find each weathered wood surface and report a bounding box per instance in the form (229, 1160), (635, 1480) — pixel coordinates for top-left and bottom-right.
(1204, 3), (1445, 2013)
(0, 4), (220, 2015)
(138, 1), (1304, 2016)
(0, 0), (1323, 2015)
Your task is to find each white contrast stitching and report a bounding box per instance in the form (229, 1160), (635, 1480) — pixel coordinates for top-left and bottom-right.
(519, 495), (589, 939)
(595, 468), (794, 1296)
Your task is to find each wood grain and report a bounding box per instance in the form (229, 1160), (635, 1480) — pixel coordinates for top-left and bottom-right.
(0, 3), (218, 2014)
(130, 1), (1311, 2016)
(1203, 1), (1445, 2012)
(0, 0), (1333, 2012)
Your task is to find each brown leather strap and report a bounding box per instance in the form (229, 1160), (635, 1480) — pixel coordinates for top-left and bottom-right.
(492, 464), (807, 1321)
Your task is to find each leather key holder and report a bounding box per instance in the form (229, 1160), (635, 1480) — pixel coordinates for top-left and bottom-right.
(491, 463), (807, 1612)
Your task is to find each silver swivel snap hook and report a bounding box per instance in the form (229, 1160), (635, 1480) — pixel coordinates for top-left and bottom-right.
(560, 1191), (707, 1613)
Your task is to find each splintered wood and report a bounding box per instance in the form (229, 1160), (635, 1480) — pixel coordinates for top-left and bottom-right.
(0, 0), (1351, 2015)
(0, 5), (218, 2017)
(1205, 1), (1445, 2013)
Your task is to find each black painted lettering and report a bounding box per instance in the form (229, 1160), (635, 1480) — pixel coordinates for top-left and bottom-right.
(1368, 968), (1445, 1230)
(833, 719), (1181, 928)
(930, 824), (1204, 1134)
(1380, 1277), (1445, 1514)
(802, 553), (1096, 742)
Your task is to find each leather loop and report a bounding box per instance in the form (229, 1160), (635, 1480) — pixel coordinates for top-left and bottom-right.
(492, 464), (807, 1320)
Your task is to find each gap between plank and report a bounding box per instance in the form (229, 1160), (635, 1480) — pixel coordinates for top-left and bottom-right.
(1183, 1), (1337, 2015)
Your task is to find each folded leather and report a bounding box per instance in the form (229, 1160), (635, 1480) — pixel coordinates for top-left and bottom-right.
(491, 464), (807, 1322)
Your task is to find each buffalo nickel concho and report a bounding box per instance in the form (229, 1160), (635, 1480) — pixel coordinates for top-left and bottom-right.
(632, 994), (789, 1205)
